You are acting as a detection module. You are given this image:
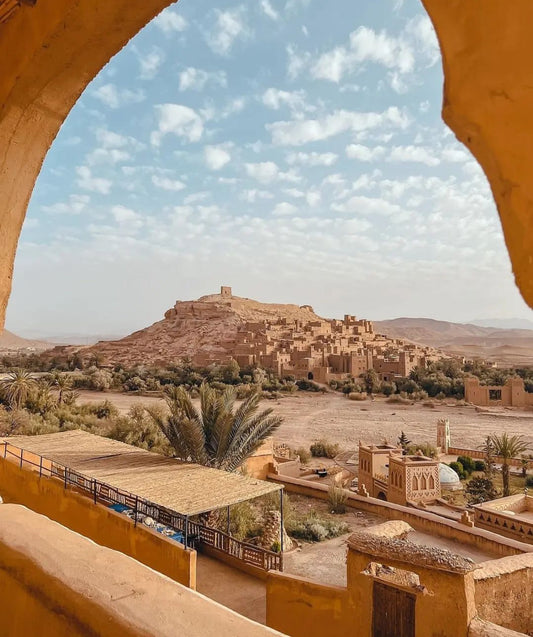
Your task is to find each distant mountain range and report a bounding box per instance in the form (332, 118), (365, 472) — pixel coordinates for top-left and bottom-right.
(469, 318), (533, 330)
(374, 318), (533, 366)
(0, 329), (51, 352)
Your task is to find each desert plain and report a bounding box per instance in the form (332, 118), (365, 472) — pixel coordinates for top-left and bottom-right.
(77, 390), (533, 452)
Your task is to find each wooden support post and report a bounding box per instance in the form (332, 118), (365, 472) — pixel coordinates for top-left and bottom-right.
(280, 489), (284, 553)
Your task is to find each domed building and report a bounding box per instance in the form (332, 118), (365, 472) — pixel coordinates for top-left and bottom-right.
(439, 463), (462, 491)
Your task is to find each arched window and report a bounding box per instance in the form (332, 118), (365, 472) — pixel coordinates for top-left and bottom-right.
(412, 475), (419, 491)
(428, 475), (435, 490)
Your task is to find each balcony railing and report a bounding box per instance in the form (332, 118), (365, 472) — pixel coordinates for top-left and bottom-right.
(1, 441), (282, 572)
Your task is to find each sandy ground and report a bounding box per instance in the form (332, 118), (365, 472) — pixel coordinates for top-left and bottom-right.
(77, 390), (533, 452)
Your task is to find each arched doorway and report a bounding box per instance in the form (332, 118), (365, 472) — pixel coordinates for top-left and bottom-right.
(307, 372), (314, 381)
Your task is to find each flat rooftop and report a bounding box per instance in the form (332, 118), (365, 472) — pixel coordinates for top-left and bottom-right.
(3, 431), (281, 516)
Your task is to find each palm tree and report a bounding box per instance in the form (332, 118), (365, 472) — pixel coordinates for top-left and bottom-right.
(1, 369), (37, 410)
(146, 384), (282, 472)
(53, 373), (73, 406)
(489, 433), (529, 496)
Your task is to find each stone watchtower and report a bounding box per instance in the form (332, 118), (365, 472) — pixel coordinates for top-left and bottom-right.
(220, 286), (232, 298)
(436, 418), (450, 454)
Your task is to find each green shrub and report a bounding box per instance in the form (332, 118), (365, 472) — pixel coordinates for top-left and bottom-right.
(296, 380), (321, 392)
(310, 439), (340, 459)
(328, 484), (348, 514)
(270, 540), (281, 553)
(227, 502), (262, 540)
(348, 392), (367, 401)
(526, 475), (533, 488)
(474, 460), (486, 472)
(406, 442), (438, 459)
(286, 512), (349, 542)
(457, 455), (476, 475)
(465, 477), (498, 504)
(449, 461), (466, 480)
(296, 446), (311, 464)
(386, 396), (411, 405)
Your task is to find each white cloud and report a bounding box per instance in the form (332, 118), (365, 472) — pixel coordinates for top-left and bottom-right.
(261, 0), (279, 20)
(388, 145), (440, 166)
(310, 17), (438, 91)
(92, 83), (145, 109)
(245, 161), (280, 184)
(43, 194), (90, 215)
(139, 47), (165, 80)
(332, 195), (402, 217)
(286, 44), (311, 80)
(151, 175), (187, 191)
(245, 161), (300, 184)
(286, 151), (338, 166)
(184, 192), (210, 205)
(205, 145), (231, 170)
(262, 88), (310, 112)
(346, 144), (386, 162)
(86, 148), (130, 165)
(306, 191), (321, 207)
(268, 107), (409, 146)
(179, 67), (227, 91)
(442, 145), (470, 163)
(111, 205), (144, 231)
(273, 202), (299, 216)
(207, 8), (250, 56)
(153, 9), (188, 34)
(240, 190), (274, 203)
(151, 104), (204, 146)
(405, 15), (440, 67)
(312, 27), (414, 83)
(76, 167), (112, 194)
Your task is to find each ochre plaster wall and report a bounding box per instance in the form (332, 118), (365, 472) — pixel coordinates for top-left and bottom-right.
(422, 0), (533, 308)
(0, 457), (196, 589)
(474, 554), (533, 634)
(266, 572), (351, 637)
(0, 504), (283, 637)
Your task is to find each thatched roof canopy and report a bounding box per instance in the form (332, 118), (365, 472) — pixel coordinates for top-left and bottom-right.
(4, 430), (281, 516)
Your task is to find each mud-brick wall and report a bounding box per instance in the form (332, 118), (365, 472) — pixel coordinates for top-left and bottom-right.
(474, 554), (533, 635)
(267, 571), (351, 637)
(0, 458), (196, 588)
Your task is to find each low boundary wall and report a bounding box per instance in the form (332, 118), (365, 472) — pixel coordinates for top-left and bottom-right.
(0, 457), (196, 589)
(447, 448), (533, 470)
(267, 571), (349, 637)
(268, 474), (533, 557)
(474, 553), (533, 634)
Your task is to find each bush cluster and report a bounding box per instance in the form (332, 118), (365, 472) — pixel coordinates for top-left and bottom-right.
(310, 439), (340, 459)
(286, 512), (349, 542)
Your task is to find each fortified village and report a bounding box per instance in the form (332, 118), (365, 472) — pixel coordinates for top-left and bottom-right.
(84, 286), (443, 380)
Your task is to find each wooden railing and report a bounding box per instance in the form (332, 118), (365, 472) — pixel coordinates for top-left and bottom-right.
(1, 442), (282, 572)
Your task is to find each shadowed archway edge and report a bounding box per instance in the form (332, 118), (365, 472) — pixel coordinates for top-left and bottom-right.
(423, 0), (533, 308)
(2, 0), (533, 329)
(0, 0), (175, 326)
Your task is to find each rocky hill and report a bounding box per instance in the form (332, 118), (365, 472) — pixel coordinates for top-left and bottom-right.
(374, 318), (533, 365)
(82, 289), (324, 367)
(0, 329), (51, 352)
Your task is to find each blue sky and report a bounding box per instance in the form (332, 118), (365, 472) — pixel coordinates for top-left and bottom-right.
(7, 0), (533, 337)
